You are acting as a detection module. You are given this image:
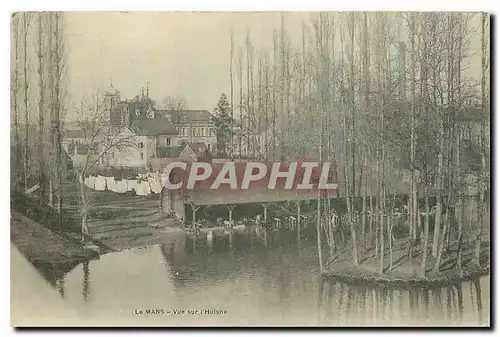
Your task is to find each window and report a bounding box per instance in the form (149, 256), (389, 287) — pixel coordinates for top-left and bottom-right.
(208, 144), (211, 150)
(139, 142), (144, 149)
(140, 152), (144, 160)
(166, 137), (171, 146)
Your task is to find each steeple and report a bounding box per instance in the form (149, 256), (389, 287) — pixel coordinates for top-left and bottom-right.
(105, 78), (120, 97)
(141, 86), (145, 98)
(146, 81), (149, 98)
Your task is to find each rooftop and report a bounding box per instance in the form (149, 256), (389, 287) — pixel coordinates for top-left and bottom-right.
(157, 110), (213, 123)
(131, 118), (178, 136)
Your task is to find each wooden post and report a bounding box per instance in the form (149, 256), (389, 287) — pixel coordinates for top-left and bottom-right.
(228, 231), (233, 250)
(297, 200), (301, 244)
(190, 202), (199, 226)
(227, 204), (235, 224)
(316, 198), (324, 273)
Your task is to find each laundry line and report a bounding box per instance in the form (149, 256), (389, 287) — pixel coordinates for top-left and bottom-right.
(84, 173), (164, 195)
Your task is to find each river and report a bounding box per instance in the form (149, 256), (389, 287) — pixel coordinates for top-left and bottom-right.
(34, 231), (490, 327)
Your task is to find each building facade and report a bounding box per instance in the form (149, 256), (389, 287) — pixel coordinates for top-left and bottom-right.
(157, 110), (217, 152)
(63, 83), (223, 169)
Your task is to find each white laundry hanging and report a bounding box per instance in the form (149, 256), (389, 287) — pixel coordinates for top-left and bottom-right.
(126, 179), (137, 192)
(108, 178), (119, 193)
(87, 176), (96, 189)
(136, 181), (151, 196)
(115, 179), (127, 194)
(149, 177), (163, 194)
(105, 176), (115, 191)
(95, 175), (106, 191)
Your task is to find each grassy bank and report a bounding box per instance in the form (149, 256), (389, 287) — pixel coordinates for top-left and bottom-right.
(323, 237), (490, 287)
(10, 211), (97, 265)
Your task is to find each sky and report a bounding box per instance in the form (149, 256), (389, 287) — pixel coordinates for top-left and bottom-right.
(65, 12), (308, 111)
(63, 12), (485, 114)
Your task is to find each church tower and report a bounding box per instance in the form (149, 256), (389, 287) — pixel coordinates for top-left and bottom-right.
(104, 80), (121, 116)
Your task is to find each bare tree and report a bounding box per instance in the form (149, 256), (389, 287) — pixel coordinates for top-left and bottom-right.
(22, 12), (32, 190)
(36, 13), (46, 206)
(338, 13), (358, 267)
(475, 12), (489, 267)
(11, 14), (22, 188)
(246, 29), (252, 158)
(51, 12), (67, 226)
(237, 47), (243, 159)
(162, 95), (186, 111)
(229, 29), (234, 159)
(74, 92), (137, 241)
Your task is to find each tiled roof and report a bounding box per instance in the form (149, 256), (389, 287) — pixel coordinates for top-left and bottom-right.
(181, 142), (207, 157)
(157, 146), (182, 158)
(110, 102), (129, 126)
(157, 110), (213, 123)
(131, 118), (178, 136)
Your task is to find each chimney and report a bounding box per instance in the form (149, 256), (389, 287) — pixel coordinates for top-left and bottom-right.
(398, 42), (406, 100)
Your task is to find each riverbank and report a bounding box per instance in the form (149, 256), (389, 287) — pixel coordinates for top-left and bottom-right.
(323, 238), (490, 287)
(60, 183), (182, 251)
(10, 211), (97, 265)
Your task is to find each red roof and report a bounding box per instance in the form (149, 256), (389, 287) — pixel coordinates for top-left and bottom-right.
(161, 159), (338, 196)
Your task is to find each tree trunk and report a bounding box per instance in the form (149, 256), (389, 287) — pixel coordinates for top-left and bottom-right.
(408, 13), (417, 261)
(475, 12), (487, 268)
(79, 172), (89, 242)
(23, 14), (31, 191)
(238, 49), (243, 159)
(230, 29), (234, 158)
(369, 194), (374, 237)
(420, 189), (430, 277)
(12, 16), (22, 189)
(349, 12), (356, 203)
(342, 80), (356, 267)
(246, 31), (251, 158)
(316, 200), (324, 273)
(328, 209), (334, 257)
(361, 157), (367, 241)
(455, 130), (463, 275)
(37, 13), (45, 207)
(53, 13), (64, 228)
(433, 115), (444, 257)
(433, 206), (449, 274)
(388, 211), (393, 271)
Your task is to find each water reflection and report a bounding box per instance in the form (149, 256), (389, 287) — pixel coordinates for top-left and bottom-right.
(32, 229), (489, 326)
(318, 276), (488, 326)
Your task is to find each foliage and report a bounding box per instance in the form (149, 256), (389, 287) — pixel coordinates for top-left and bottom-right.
(211, 93), (234, 155)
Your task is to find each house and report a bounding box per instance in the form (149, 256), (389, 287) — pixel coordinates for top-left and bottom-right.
(157, 109), (217, 152)
(149, 142), (212, 173)
(63, 83), (180, 169)
(155, 142), (211, 162)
